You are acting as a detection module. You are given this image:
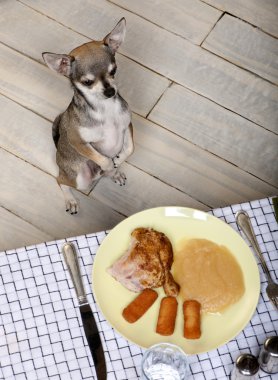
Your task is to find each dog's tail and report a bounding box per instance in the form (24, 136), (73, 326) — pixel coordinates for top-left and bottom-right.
(52, 115), (61, 148)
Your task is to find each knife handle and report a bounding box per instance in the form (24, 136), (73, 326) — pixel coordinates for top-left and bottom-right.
(62, 242), (88, 305)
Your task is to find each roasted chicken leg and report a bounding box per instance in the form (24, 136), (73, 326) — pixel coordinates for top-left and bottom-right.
(107, 228), (179, 296)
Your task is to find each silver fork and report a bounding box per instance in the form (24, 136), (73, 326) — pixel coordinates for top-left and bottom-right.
(236, 210), (278, 310)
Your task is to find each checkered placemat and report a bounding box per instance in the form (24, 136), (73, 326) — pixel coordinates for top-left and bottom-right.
(0, 198), (277, 380)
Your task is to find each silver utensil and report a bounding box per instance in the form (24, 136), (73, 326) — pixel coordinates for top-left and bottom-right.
(236, 210), (278, 310)
(62, 242), (107, 379)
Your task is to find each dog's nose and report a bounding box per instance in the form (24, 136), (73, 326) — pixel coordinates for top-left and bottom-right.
(104, 87), (116, 98)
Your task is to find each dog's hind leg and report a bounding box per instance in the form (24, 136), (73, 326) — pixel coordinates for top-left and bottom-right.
(57, 172), (79, 214)
(57, 163), (102, 214)
(60, 184), (79, 214)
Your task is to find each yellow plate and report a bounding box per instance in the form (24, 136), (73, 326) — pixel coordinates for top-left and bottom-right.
(92, 207), (260, 354)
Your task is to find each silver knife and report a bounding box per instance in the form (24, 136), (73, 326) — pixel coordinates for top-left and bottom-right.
(62, 242), (107, 380)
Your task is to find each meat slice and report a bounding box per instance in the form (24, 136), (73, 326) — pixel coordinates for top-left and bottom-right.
(107, 228), (179, 296)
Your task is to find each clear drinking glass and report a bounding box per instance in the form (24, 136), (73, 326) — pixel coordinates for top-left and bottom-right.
(141, 343), (188, 380)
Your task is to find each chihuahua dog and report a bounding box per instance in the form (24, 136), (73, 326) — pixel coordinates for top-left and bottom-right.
(42, 18), (134, 214)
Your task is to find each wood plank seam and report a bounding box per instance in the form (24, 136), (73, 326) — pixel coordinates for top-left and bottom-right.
(199, 1), (278, 39)
(201, 44), (278, 88)
(17, 0), (91, 40)
(146, 81), (174, 119)
(0, 144), (55, 180)
(153, 80), (278, 136)
(0, 40), (46, 69)
(117, 31), (278, 107)
(0, 204), (52, 240)
(116, 52), (278, 134)
(144, 111), (278, 190)
(201, 13), (278, 86)
(0, 91), (52, 124)
(222, 11), (278, 40)
(123, 160), (212, 209)
(199, 8), (225, 45)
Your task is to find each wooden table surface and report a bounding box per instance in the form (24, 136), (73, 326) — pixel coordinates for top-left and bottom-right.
(0, 0), (277, 251)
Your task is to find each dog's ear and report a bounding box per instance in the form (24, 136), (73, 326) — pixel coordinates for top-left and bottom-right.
(103, 18), (126, 54)
(42, 53), (74, 77)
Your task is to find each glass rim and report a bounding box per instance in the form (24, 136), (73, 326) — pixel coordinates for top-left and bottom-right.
(141, 342), (188, 380)
(143, 342), (187, 355)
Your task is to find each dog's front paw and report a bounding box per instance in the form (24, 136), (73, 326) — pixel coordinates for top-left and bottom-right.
(65, 198), (79, 215)
(112, 170), (127, 186)
(112, 155), (121, 168)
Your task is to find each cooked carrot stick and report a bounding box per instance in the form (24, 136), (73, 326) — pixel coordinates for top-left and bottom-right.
(156, 296), (178, 335)
(183, 300), (201, 339)
(122, 289), (158, 323)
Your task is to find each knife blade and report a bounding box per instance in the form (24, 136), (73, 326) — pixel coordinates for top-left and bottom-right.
(62, 242), (107, 380)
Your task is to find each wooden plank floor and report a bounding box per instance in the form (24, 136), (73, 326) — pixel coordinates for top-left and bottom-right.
(0, 0), (277, 251)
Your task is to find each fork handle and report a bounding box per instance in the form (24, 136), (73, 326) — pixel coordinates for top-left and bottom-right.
(236, 210), (273, 283)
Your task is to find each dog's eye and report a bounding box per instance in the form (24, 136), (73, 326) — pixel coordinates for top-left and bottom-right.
(110, 67), (117, 76)
(82, 79), (94, 86)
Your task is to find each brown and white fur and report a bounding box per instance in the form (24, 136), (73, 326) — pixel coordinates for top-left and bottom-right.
(42, 18), (134, 214)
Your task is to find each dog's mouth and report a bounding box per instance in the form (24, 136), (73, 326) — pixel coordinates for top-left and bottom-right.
(103, 87), (116, 98)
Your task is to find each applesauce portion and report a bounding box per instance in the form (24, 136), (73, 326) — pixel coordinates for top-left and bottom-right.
(173, 239), (245, 313)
